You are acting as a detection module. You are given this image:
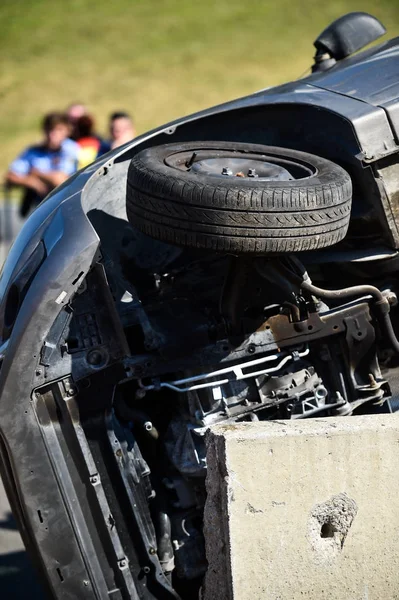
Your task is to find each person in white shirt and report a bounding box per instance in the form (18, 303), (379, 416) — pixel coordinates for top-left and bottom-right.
(109, 111), (136, 149)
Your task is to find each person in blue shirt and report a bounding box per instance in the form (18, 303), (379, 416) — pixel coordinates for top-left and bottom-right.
(5, 112), (79, 217)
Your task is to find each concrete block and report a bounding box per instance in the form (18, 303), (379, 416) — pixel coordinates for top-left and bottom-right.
(203, 416), (399, 600)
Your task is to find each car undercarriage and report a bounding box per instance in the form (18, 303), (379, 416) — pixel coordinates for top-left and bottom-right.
(1, 11), (399, 600)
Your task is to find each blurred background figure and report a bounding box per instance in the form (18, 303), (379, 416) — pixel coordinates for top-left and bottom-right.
(5, 112), (78, 217)
(75, 114), (110, 168)
(109, 111), (135, 149)
(66, 102), (87, 140)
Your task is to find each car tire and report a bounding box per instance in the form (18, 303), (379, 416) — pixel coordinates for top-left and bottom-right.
(126, 141), (352, 254)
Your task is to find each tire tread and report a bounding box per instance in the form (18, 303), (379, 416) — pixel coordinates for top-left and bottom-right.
(126, 142), (352, 254)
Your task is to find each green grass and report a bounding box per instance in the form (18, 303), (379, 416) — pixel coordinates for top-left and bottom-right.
(1, 0), (399, 177)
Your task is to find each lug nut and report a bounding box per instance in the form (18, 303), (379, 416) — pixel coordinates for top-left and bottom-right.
(222, 167), (233, 176)
(247, 168), (258, 177)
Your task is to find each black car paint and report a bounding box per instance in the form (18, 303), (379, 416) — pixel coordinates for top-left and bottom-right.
(0, 37), (399, 599)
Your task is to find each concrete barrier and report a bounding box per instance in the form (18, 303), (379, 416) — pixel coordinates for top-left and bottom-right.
(203, 416), (399, 600)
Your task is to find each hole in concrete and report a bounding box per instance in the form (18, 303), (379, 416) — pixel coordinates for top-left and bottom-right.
(309, 493), (358, 561)
(320, 522), (335, 538)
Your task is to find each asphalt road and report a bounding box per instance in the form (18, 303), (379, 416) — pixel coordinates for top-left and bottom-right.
(0, 201), (45, 598)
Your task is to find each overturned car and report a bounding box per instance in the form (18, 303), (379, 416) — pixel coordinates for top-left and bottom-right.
(1, 11), (399, 600)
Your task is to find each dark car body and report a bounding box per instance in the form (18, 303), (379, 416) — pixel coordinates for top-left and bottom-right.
(1, 30), (399, 600)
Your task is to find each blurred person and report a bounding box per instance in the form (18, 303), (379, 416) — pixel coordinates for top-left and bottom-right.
(109, 111), (135, 149)
(75, 114), (110, 168)
(66, 102), (87, 140)
(5, 112), (78, 217)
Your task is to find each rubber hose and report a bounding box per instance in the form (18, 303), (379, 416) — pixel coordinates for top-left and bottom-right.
(300, 279), (385, 304)
(301, 279), (399, 354)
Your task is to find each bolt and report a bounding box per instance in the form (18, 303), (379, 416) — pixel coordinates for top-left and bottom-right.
(144, 421), (153, 432)
(86, 349), (103, 366)
(143, 566), (151, 574)
(83, 581), (89, 587)
(222, 167), (233, 176)
(35, 370), (42, 376)
(115, 449), (122, 458)
(247, 168), (258, 177)
(247, 344), (256, 354)
(369, 373), (378, 388)
(90, 475), (98, 485)
(149, 547), (157, 555)
(67, 386), (77, 397)
(185, 151), (197, 168)
(118, 559), (127, 568)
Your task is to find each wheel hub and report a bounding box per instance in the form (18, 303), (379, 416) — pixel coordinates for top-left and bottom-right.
(190, 157), (294, 181)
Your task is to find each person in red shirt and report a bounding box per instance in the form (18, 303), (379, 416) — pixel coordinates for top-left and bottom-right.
(66, 102), (87, 140)
(75, 115), (110, 168)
